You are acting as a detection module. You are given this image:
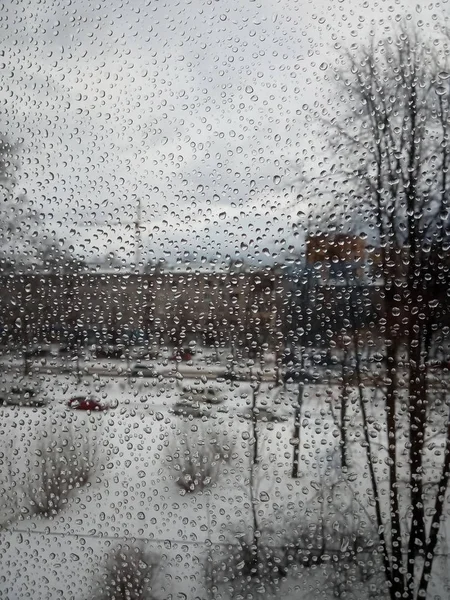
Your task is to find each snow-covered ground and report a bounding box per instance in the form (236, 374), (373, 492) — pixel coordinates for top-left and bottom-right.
(0, 346), (280, 382)
(0, 363), (449, 599)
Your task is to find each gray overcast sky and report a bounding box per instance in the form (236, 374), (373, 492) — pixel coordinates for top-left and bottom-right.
(1, 0), (447, 267)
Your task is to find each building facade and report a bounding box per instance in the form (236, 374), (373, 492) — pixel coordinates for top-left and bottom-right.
(0, 268), (284, 352)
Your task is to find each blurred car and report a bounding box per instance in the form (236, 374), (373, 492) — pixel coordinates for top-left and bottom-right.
(68, 396), (107, 411)
(170, 348), (194, 361)
(281, 349), (298, 366)
(130, 363), (157, 378)
(95, 345), (126, 359)
(0, 379), (45, 407)
(241, 407), (288, 423)
(135, 348), (159, 360)
(426, 357), (450, 370)
(283, 368), (320, 384)
(308, 350), (336, 367)
(362, 352), (386, 364)
(223, 367), (247, 381)
(180, 383), (223, 405)
(59, 344), (79, 356)
(23, 345), (52, 359)
(170, 400), (209, 418)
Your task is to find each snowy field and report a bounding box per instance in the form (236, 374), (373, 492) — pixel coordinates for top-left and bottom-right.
(0, 346), (281, 382)
(0, 361), (449, 599)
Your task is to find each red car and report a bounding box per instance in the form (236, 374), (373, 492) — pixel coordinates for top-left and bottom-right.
(170, 348), (193, 361)
(68, 396), (106, 411)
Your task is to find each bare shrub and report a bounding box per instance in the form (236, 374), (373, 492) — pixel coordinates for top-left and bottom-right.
(280, 468), (383, 597)
(284, 520), (373, 563)
(282, 518), (380, 597)
(166, 424), (233, 493)
(206, 536), (286, 600)
(94, 543), (161, 600)
(0, 447), (24, 528)
(26, 428), (97, 517)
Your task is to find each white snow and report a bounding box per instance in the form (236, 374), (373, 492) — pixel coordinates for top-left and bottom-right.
(0, 360), (449, 599)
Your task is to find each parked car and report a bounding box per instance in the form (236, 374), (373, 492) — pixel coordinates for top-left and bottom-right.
(94, 345), (124, 359)
(130, 363), (157, 378)
(170, 400), (209, 418)
(281, 349), (298, 366)
(241, 407), (288, 423)
(170, 348), (194, 361)
(309, 351), (337, 367)
(363, 352), (386, 364)
(223, 366), (247, 381)
(283, 368), (320, 384)
(23, 346), (52, 359)
(135, 348), (159, 360)
(180, 383), (223, 405)
(0, 379), (45, 407)
(68, 396), (106, 411)
(59, 344), (79, 356)
(426, 357), (450, 370)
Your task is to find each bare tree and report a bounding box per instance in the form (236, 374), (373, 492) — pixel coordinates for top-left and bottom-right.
(323, 27), (450, 600)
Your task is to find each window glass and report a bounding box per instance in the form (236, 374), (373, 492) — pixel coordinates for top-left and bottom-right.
(1, 2), (450, 600)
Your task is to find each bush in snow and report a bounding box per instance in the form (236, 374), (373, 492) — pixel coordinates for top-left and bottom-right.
(94, 543), (161, 600)
(166, 424), (233, 494)
(26, 427), (97, 518)
(206, 535), (286, 600)
(0, 446), (24, 528)
(282, 516), (380, 596)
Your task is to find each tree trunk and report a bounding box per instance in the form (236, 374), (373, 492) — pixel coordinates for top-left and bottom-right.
(340, 345), (349, 471)
(249, 380), (260, 566)
(384, 288), (406, 598)
(351, 321), (394, 597)
(417, 406), (450, 597)
(292, 381), (304, 478)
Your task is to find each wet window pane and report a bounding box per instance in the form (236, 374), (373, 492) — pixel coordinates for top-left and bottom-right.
(1, 2), (450, 600)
